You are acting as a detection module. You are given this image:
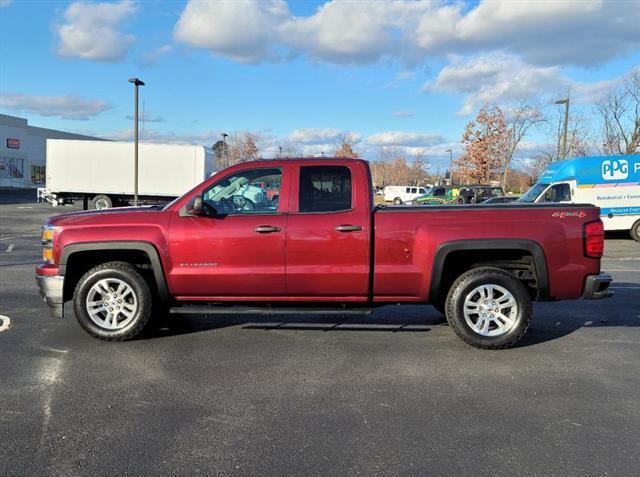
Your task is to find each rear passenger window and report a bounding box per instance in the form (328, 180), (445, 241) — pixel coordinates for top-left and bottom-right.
(299, 166), (352, 213)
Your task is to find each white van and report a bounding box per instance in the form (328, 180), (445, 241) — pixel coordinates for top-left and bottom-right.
(384, 185), (430, 204)
(520, 155), (640, 241)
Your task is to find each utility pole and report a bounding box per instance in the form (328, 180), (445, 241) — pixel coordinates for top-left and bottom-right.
(555, 98), (570, 160)
(221, 133), (228, 167)
(128, 78), (145, 206)
(446, 149), (453, 186)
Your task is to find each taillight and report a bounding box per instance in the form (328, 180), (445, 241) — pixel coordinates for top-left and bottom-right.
(584, 220), (604, 258)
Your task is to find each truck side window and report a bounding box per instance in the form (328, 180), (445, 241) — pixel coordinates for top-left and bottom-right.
(542, 183), (571, 202)
(299, 166), (352, 213)
(202, 168), (282, 215)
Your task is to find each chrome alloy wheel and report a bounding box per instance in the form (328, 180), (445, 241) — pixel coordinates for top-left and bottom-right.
(463, 284), (518, 337)
(86, 278), (138, 330)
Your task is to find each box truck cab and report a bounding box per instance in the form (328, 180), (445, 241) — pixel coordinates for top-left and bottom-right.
(520, 155), (640, 241)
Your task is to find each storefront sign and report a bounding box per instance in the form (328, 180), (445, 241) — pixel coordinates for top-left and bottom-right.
(6, 138), (20, 149)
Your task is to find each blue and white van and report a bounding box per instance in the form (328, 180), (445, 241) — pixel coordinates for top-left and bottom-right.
(520, 155), (640, 241)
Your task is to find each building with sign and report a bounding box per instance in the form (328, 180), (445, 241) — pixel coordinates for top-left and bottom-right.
(1, 114), (104, 189)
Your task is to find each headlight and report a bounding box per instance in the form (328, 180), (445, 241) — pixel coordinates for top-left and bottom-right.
(41, 225), (56, 264)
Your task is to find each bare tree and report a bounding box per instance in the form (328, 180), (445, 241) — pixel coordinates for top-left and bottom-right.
(596, 70), (640, 155)
(502, 101), (545, 189)
(334, 132), (360, 158)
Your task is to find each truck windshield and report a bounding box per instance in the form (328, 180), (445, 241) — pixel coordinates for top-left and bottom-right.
(519, 183), (548, 203)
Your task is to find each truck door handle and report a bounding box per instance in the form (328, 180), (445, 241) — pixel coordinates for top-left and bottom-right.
(254, 225), (281, 233)
(335, 225), (363, 232)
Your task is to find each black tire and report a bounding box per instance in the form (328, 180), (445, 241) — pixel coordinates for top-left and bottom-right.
(91, 194), (112, 209)
(445, 267), (532, 349)
(73, 261), (152, 341)
(394, 197), (402, 205)
(631, 220), (640, 242)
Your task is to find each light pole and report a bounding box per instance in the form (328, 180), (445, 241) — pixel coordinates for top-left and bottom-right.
(221, 132), (228, 166)
(555, 98), (569, 160)
(128, 77), (145, 206)
(446, 149), (453, 186)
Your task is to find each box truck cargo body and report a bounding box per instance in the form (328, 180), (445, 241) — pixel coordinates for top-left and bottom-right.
(42, 140), (215, 209)
(519, 155), (640, 241)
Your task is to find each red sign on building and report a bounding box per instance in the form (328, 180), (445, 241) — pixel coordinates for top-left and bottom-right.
(6, 138), (20, 149)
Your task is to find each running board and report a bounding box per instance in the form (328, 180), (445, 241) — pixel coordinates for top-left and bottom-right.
(170, 305), (373, 316)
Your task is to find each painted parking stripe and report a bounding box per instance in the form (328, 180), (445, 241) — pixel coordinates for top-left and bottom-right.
(0, 315), (11, 333)
(5, 244), (14, 252)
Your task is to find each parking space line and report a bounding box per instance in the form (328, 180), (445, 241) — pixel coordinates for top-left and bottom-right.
(5, 244), (14, 252)
(0, 315), (11, 333)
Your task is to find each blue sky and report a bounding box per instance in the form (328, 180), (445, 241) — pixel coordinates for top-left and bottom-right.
(1, 0), (639, 169)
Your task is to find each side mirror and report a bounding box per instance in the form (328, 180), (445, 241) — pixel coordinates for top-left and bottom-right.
(185, 195), (204, 216)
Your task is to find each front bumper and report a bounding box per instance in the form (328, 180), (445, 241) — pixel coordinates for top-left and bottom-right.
(36, 275), (64, 318)
(582, 273), (613, 300)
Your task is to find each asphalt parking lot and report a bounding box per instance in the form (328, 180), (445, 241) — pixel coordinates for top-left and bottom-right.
(1, 192), (639, 476)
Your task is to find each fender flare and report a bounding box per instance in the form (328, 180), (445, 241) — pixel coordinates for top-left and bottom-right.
(59, 241), (169, 300)
(428, 239), (549, 302)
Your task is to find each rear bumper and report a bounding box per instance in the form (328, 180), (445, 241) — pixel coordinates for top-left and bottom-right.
(582, 273), (613, 300)
(36, 275), (64, 318)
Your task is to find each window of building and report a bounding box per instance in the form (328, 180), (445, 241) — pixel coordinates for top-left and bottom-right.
(31, 165), (45, 184)
(2, 158), (24, 178)
(299, 166), (352, 213)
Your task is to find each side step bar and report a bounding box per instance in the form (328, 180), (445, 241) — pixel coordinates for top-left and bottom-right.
(170, 305), (373, 316)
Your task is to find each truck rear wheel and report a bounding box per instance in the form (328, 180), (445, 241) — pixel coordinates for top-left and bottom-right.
(445, 267), (531, 349)
(393, 197), (402, 205)
(73, 261), (152, 341)
(631, 220), (640, 242)
(91, 194), (112, 209)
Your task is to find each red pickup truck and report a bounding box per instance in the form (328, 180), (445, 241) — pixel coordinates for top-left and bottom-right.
(36, 158), (612, 349)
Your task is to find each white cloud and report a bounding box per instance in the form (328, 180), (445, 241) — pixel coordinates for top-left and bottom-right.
(2, 93), (111, 120)
(427, 53), (566, 115)
(288, 127), (360, 144)
(108, 128), (221, 145)
(426, 53), (632, 115)
(57, 0), (137, 62)
(367, 131), (444, 147)
(173, 0), (640, 67)
(392, 111), (415, 118)
(174, 0), (289, 63)
(140, 44), (172, 66)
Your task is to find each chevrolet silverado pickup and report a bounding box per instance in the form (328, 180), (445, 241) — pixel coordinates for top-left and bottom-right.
(36, 158), (612, 349)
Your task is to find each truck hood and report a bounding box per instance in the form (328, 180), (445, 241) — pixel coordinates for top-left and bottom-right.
(47, 206), (162, 226)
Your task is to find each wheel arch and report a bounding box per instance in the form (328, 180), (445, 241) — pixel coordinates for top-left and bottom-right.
(59, 241), (169, 302)
(428, 239), (549, 303)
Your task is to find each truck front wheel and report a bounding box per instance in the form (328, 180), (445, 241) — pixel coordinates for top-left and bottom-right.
(631, 220), (640, 242)
(91, 194), (112, 209)
(445, 267), (531, 349)
(73, 261), (152, 341)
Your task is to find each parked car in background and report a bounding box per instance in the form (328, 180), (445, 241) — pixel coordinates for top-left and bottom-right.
(37, 158), (612, 350)
(519, 155), (640, 241)
(409, 185), (504, 205)
(384, 185), (430, 204)
(482, 196), (520, 204)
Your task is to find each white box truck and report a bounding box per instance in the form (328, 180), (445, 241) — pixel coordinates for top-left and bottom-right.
(41, 139), (215, 209)
(519, 155), (640, 241)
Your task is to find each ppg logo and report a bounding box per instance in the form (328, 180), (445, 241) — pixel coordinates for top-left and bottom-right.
(602, 159), (628, 180)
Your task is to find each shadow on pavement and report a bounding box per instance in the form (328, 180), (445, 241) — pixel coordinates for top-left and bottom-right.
(142, 306), (445, 340)
(0, 188), (39, 205)
(141, 286), (639, 347)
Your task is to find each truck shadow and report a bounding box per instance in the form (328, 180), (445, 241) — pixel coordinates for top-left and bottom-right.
(144, 305), (444, 339)
(144, 287), (640, 347)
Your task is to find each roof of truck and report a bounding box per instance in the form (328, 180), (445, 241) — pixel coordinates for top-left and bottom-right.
(539, 155), (639, 186)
